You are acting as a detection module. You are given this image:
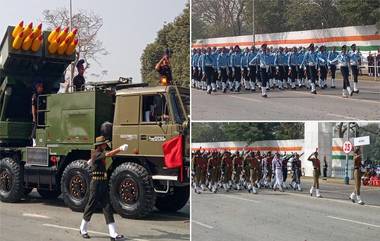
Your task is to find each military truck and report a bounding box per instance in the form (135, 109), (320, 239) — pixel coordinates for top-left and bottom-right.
(0, 25), (190, 218)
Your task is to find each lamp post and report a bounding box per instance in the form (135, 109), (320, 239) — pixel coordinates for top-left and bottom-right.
(344, 122), (350, 184)
(69, 0), (74, 92)
(252, 0), (255, 47)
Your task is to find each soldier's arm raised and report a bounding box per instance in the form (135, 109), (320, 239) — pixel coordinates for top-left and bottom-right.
(105, 144), (128, 157)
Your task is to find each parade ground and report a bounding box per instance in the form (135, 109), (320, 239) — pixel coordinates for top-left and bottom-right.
(191, 79), (380, 121)
(0, 190), (190, 241)
(191, 178), (380, 241)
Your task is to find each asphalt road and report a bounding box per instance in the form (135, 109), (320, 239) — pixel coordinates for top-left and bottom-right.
(0, 190), (189, 241)
(191, 79), (380, 121)
(191, 179), (380, 241)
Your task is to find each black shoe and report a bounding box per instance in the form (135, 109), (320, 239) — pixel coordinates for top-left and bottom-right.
(80, 231), (90, 239)
(311, 90), (317, 94)
(354, 90), (359, 94)
(207, 89), (212, 94)
(110, 234), (124, 241)
(262, 94), (267, 98)
(331, 86), (336, 89)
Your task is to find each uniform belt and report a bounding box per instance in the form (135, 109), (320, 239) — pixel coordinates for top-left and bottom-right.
(354, 167), (360, 170)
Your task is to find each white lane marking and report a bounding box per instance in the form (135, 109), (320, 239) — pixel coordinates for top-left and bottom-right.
(219, 194), (260, 203)
(22, 213), (50, 219)
(327, 113), (359, 120)
(327, 215), (380, 228)
(229, 95), (263, 103)
(285, 192), (380, 209)
(192, 220), (214, 229)
(42, 224), (150, 241)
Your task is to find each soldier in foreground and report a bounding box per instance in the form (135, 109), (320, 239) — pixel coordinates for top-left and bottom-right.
(80, 136), (128, 240)
(349, 148), (365, 205)
(307, 150), (322, 198)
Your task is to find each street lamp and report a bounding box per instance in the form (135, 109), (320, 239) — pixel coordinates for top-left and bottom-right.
(69, 0), (73, 92)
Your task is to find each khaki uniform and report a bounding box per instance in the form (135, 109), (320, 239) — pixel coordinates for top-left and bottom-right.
(353, 154), (362, 196)
(194, 154), (208, 186)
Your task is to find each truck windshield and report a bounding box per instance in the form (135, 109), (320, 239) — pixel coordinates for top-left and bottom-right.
(169, 90), (185, 124)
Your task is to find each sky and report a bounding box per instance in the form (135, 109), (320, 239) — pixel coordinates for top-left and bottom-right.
(0, 0), (187, 83)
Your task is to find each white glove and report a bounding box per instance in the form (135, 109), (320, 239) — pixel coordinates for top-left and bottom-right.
(120, 144), (129, 152)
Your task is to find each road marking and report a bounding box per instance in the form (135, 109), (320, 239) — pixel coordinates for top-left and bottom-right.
(219, 194), (261, 203)
(327, 215), (380, 228)
(327, 113), (359, 120)
(192, 220), (214, 229)
(285, 192), (380, 209)
(22, 213), (50, 219)
(42, 224), (150, 241)
(229, 94), (263, 103)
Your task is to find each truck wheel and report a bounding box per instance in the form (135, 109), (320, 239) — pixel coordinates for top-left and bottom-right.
(109, 162), (155, 219)
(37, 189), (61, 199)
(0, 157), (23, 202)
(61, 160), (91, 212)
(155, 186), (189, 212)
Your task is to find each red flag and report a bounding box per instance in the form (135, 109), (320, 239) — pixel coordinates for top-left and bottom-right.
(162, 135), (183, 182)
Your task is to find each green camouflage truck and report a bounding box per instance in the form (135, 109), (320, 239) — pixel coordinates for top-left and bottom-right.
(0, 25), (190, 218)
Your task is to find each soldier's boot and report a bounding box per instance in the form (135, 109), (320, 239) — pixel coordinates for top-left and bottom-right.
(228, 81), (233, 91)
(356, 196), (364, 205)
(316, 189), (322, 198)
(278, 80), (283, 90)
(279, 185), (284, 192)
(108, 223), (123, 241)
(310, 186), (314, 196)
(207, 85), (212, 94)
(211, 83), (217, 92)
(257, 182), (261, 189)
(261, 87), (267, 98)
(310, 83), (317, 94)
(250, 81), (256, 91)
(331, 78), (336, 88)
(342, 89), (348, 98)
(353, 82), (359, 94)
(291, 81), (296, 89)
(222, 82), (227, 93)
(201, 184), (206, 191)
(216, 81), (221, 90)
(297, 184), (302, 191)
(349, 192), (356, 203)
(208, 183), (212, 191)
(252, 186), (257, 194)
(80, 219), (90, 238)
(235, 81), (241, 92)
(247, 184), (252, 193)
(347, 86), (353, 97)
(283, 80), (287, 89)
(236, 183), (241, 190)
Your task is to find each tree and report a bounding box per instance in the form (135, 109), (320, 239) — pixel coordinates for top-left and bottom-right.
(42, 8), (108, 81)
(140, 5), (189, 87)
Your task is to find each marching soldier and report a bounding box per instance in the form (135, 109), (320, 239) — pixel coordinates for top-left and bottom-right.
(191, 48), (200, 88)
(231, 45), (243, 92)
(308, 150), (322, 198)
(241, 47), (250, 90)
(232, 151), (244, 190)
(297, 47), (306, 88)
(193, 150), (208, 193)
(328, 46), (339, 88)
(291, 153), (303, 191)
(288, 47), (298, 89)
(201, 47), (214, 94)
(242, 151), (251, 188)
(227, 46), (235, 91)
(274, 47), (287, 90)
(301, 43), (319, 94)
(317, 45), (328, 89)
(221, 151), (234, 191)
(349, 44), (361, 94)
(217, 47), (230, 93)
(80, 136), (127, 240)
(272, 153), (284, 192)
(329, 45), (354, 98)
(349, 148), (365, 205)
(207, 151), (221, 193)
(249, 44), (272, 97)
(212, 47), (219, 91)
(248, 46), (258, 91)
(247, 151), (260, 194)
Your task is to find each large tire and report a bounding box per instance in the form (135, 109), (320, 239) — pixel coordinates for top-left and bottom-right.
(109, 162), (155, 219)
(155, 186), (189, 212)
(37, 188), (61, 199)
(0, 157), (23, 202)
(61, 160), (91, 212)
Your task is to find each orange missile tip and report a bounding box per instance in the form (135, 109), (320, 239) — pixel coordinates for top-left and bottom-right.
(55, 26), (61, 32)
(27, 22), (33, 28)
(37, 23), (42, 29)
(18, 21), (24, 27)
(62, 27), (69, 32)
(72, 28), (78, 34)
(18, 32), (24, 38)
(74, 39), (78, 44)
(38, 35), (43, 40)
